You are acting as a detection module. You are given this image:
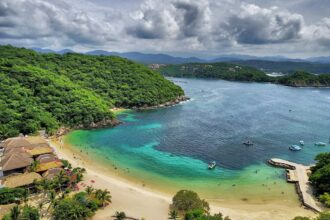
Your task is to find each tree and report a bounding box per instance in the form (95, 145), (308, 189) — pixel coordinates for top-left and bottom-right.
(114, 211), (126, 220)
(171, 190), (210, 214)
(95, 189), (111, 207)
(9, 205), (20, 220)
(0, 188), (27, 205)
(309, 153), (330, 206)
(20, 205), (40, 220)
(169, 209), (179, 220)
(52, 198), (93, 220)
(85, 186), (94, 196)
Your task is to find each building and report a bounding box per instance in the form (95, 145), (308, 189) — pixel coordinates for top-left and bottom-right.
(1, 172), (42, 188)
(0, 154), (33, 176)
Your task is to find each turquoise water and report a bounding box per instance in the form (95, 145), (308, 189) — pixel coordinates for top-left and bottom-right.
(66, 78), (330, 204)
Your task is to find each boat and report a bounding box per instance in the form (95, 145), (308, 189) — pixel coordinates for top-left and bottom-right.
(243, 140), (254, 146)
(315, 142), (326, 146)
(208, 161), (216, 169)
(289, 145), (302, 151)
(299, 140), (304, 146)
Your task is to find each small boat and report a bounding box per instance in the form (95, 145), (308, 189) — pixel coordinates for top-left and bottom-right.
(289, 145), (302, 151)
(299, 140), (304, 146)
(208, 161), (216, 170)
(315, 142), (326, 146)
(243, 140), (254, 146)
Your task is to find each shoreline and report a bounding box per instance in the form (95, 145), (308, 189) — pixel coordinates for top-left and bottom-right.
(50, 137), (316, 220)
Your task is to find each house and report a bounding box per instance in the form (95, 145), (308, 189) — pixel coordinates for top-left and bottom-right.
(1, 172), (42, 188)
(0, 154), (33, 176)
(42, 167), (64, 180)
(25, 146), (54, 157)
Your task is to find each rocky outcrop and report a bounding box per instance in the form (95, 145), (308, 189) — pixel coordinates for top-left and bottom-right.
(133, 96), (190, 110)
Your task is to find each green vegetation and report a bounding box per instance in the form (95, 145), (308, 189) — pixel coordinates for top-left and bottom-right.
(0, 45), (184, 139)
(232, 60), (330, 75)
(0, 188), (28, 205)
(277, 71), (330, 87)
(309, 153), (330, 207)
(2, 205), (40, 220)
(158, 63), (330, 87)
(170, 190), (230, 220)
(159, 63), (271, 82)
(292, 212), (330, 220)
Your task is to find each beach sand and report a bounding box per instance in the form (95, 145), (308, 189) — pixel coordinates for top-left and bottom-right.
(50, 138), (316, 220)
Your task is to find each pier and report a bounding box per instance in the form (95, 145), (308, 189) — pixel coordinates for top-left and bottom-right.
(268, 158), (322, 213)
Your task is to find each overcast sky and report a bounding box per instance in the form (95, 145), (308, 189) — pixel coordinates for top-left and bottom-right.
(1, 0), (330, 58)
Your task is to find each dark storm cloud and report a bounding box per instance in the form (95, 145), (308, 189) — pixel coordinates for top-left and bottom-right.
(222, 4), (303, 44)
(1, 0), (330, 56)
(0, 0), (118, 46)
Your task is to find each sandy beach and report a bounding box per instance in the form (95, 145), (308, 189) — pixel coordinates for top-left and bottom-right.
(50, 138), (316, 220)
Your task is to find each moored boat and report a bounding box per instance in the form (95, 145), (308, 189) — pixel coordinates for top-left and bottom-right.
(208, 161), (216, 169)
(289, 145), (302, 151)
(315, 142), (326, 146)
(299, 140), (304, 145)
(243, 140), (254, 146)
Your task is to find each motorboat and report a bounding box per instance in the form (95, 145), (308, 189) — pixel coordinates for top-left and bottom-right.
(315, 142), (326, 146)
(289, 145), (302, 151)
(208, 161), (216, 169)
(299, 140), (304, 146)
(243, 140), (254, 146)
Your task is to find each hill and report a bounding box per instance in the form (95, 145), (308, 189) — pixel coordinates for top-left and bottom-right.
(0, 45), (184, 139)
(157, 63), (330, 87)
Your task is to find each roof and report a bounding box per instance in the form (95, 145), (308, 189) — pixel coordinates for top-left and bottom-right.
(2, 172), (42, 188)
(0, 154), (33, 171)
(3, 148), (32, 159)
(2, 137), (31, 149)
(35, 160), (63, 172)
(36, 154), (57, 163)
(25, 146), (53, 156)
(42, 168), (64, 180)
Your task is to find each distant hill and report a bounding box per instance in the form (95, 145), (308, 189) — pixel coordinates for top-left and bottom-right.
(157, 62), (330, 87)
(231, 60), (330, 74)
(86, 50), (204, 64)
(31, 47), (330, 73)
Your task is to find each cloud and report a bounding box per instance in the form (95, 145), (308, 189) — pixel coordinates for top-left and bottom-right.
(221, 3), (304, 44)
(0, 0), (119, 47)
(304, 17), (330, 47)
(126, 0), (211, 40)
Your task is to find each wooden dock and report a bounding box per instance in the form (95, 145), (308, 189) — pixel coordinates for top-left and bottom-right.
(268, 158), (322, 213)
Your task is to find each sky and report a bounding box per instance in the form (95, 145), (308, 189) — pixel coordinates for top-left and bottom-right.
(1, 0), (330, 58)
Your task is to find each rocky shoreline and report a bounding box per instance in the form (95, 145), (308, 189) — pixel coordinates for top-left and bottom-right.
(55, 95), (189, 136)
(133, 95), (190, 110)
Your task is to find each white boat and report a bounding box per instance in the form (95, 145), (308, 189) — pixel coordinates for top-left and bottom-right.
(299, 140), (304, 146)
(315, 142), (326, 146)
(289, 145), (302, 151)
(208, 161), (216, 169)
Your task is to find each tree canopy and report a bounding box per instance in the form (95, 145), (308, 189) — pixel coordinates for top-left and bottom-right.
(0, 45), (184, 139)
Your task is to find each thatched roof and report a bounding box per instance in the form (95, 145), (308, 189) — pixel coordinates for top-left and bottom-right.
(0, 154), (33, 171)
(2, 172), (42, 188)
(2, 137), (31, 149)
(25, 146), (53, 156)
(3, 147), (32, 159)
(36, 154), (57, 163)
(42, 168), (64, 180)
(35, 160), (63, 172)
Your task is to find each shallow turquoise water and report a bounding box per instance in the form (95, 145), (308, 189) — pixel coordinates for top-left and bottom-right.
(66, 78), (330, 203)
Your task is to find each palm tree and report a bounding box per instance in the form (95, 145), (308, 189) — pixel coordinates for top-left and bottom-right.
(169, 209), (179, 220)
(95, 189), (112, 207)
(22, 189), (29, 204)
(10, 205), (20, 220)
(85, 186), (94, 196)
(114, 211), (126, 220)
(47, 190), (56, 211)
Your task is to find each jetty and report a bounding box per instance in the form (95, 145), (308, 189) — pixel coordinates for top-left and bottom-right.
(268, 158), (322, 213)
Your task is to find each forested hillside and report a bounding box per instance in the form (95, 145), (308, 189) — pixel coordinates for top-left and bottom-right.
(0, 45), (184, 139)
(158, 63), (330, 87)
